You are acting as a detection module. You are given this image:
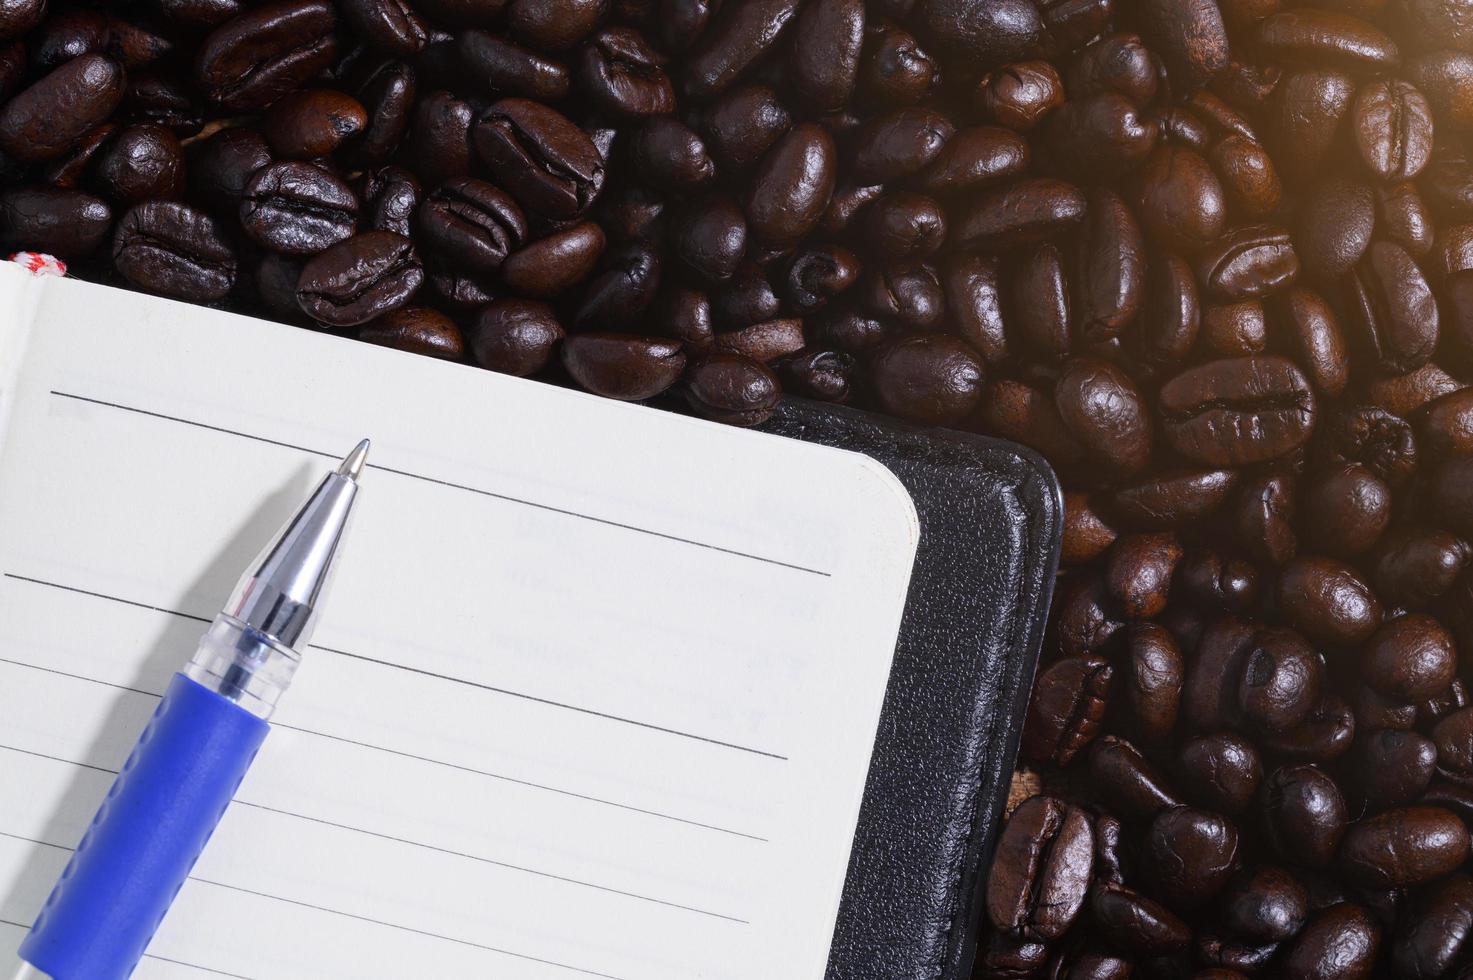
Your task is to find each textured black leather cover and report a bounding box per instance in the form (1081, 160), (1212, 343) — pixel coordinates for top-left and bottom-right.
(760, 397), (1062, 980)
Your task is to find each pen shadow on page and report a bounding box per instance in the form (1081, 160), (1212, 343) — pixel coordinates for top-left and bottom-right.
(0, 463), (320, 931)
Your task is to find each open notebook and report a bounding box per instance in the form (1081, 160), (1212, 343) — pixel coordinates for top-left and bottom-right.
(0, 262), (919, 979)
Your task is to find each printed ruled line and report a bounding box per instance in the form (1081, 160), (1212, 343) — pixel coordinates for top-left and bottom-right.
(0, 833), (635, 980)
(48, 389), (831, 578)
(0, 916), (253, 979)
(0, 641), (769, 841)
(0, 744), (749, 925)
(2, 572), (789, 762)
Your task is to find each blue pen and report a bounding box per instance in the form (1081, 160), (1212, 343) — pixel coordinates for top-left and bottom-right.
(14, 439), (370, 980)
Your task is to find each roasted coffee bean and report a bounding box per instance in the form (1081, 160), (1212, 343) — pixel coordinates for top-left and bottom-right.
(629, 118), (713, 189)
(1201, 302), (1266, 358)
(714, 318), (803, 363)
(1314, 404), (1418, 486)
(1134, 146), (1227, 254)
(1350, 729), (1437, 810)
(468, 299), (563, 376)
(415, 177), (525, 274)
(1072, 189), (1143, 343)
(1183, 615), (1255, 731)
(1343, 242), (1439, 375)
(1005, 245), (1066, 360)
(1105, 533), (1180, 619)
(1295, 178), (1373, 284)
(785, 245), (859, 315)
(561, 333), (685, 400)
(506, 0), (604, 51)
(1160, 356), (1315, 466)
(860, 23), (936, 108)
(683, 0), (801, 99)
(778, 348), (855, 402)
(92, 123), (184, 205)
(1283, 903), (1380, 980)
(575, 243), (661, 329)
(402, 90), (474, 186)
(978, 61), (1061, 131)
(789, 0), (863, 113)
(1262, 693), (1356, 763)
(1372, 526), (1469, 609)
(0, 0), (44, 40)
(913, 0), (1043, 76)
(1023, 656), (1110, 767)
(113, 200), (236, 302)
(1267, 69), (1356, 187)
(957, 178), (1086, 251)
(696, 84), (790, 173)
(1353, 79), (1433, 183)
(1048, 571), (1124, 658)
(1258, 9), (1398, 73)
(360, 306), (461, 359)
(683, 352), (780, 425)
(1173, 548), (1257, 611)
(1361, 614), (1457, 702)
(1265, 764), (1348, 868)
(1222, 866), (1307, 943)
(0, 54), (124, 162)
(1177, 732), (1261, 816)
(195, 0), (338, 111)
(1062, 492), (1116, 566)
(1300, 464), (1390, 557)
(1044, 92), (1158, 181)
(1277, 556), (1382, 647)
(1110, 469), (1239, 533)
(339, 0), (428, 56)
(1144, 806), (1239, 910)
(1238, 626), (1323, 732)
(979, 931), (1050, 979)
(870, 333), (983, 425)
(1053, 358), (1151, 480)
(1089, 735), (1180, 820)
(189, 126), (272, 213)
(1377, 182), (1434, 258)
(744, 123), (835, 249)
(262, 89), (367, 160)
(1210, 134), (1281, 219)
(849, 107), (951, 185)
(580, 28), (675, 118)
(242, 162), (359, 256)
(1195, 225), (1299, 302)
(1120, 622), (1181, 740)
(456, 30), (567, 102)
(914, 126), (1027, 196)
(1091, 881), (1189, 955)
(0, 186), (112, 257)
(863, 191), (945, 261)
(1277, 287), (1349, 398)
(296, 230), (423, 326)
(716, 262), (784, 328)
(1066, 32), (1156, 105)
(1339, 806), (1470, 888)
(474, 99), (602, 219)
(359, 165), (420, 237)
(1393, 873), (1473, 979)
(987, 795), (1093, 940)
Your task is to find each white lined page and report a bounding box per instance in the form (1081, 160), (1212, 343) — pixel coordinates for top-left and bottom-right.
(0, 264), (918, 979)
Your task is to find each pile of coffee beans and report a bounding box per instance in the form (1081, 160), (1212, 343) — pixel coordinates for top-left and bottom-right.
(4, 0), (1473, 970)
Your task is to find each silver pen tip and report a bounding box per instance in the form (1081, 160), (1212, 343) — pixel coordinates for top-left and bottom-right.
(337, 438), (370, 481)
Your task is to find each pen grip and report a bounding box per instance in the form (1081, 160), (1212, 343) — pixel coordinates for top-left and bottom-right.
(19, 674), (269, 980)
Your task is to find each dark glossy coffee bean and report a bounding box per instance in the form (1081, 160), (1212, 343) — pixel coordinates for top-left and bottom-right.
(859, 23), (935, 108)
(1232, 472), (1296, 565)
(359, 165), (420, 237)
(296, 230), (423, 326)
(1066, 32), (1156, 105)
(779, 348), (855, 402)
(561, 333), (685, 400)
(629, 118), (713, 189)
(1353, 80), (1433, 183)
(1160, 356), (1315, 466)
(1089, 734), (1180, 820)
(1054, 357), (1151, 480)
(1072, 189), (1143, 344)
(1409, 49), (1473, 129)
(1372, 527), (1468, 609)
(1106, 533), (1181, 620)
(1144, 806), (1239, 910)
(469, 299), (563, 376)
(415, 178), (525, 275)
(744, 123), (835, 249)
(456, 30), (567, 102)
(1133, 252), (1199, 371)
(1134, 147), (1227, 253)
(1267, 70), (1356, 187)
(1276, 556), (1382, 648)
(506, 0), (604, 51)
(1301, 464), (1390, 558)
(474, 99), (602, 219)
(957, 177), (1086, 252)
(978, 60), (1061, 130)
(195, 0), (338, 111)
(1091, 881), (1189, 955)
(92, 123), (184, 205)
(1172, 548), (1257, 615)
(1221, 866), (1307, 944)
(345, 61), (415, 166)
(1427, 456), (1473, 541)
(242, 162), (358, 256)
(1265, 764), (1348, 868)
(189, 126), (272, 213)
(914, 126), (1027, 196)
(696, 84), (790, 173)
(1210, 134), (1280, 220)
(1048, 571), (1124, 659)
(38, 121), (112, 190)
(784, 245), (859, 314)
(1314, 404), (1418, 486)
(1201, 301), (1266, 358)
(1062, 492), (1116, 566)
(1264, 694), (1357, 764)
(575, 243), (661, 330)
(1239, 626), (1323, 732)
(683, 0), (801, 99)
(987, 795), (1093, 940)
(849, 107), (951, 185)
(789, 0), (863, 112)
(0, 54), (124, 163)
(1110, 470), (1240, 533)
(1419, 388), (1473, 460)
(359, 306), (461, 360)
(1351, 729), (1437, 810)
(1283, 903), (1380, 980)
(1023, 656), (1111, 767)
(1343, 242), (1439, 375)
(1183, 615), (1255, 732)
(1362, 614), (1457, 702)
(579, 28), (675, 118)
(979, 931), (1050, 979)
(1044, 93), (1157, 182)
(1006, 245), (1067, 361)
(913, 0), (1043, 76)
(1295, 178), (1373, 284)
(1277, 287), (1348, 397)
(1258, 9), (1398, 73)
(0, 186), (112, 257)
(113, 200), (236, 302)
(1339, 806), (1470, 888)
(1120, 622), (1181, 741)
(683, 352), (781, 425)
(1178, 732), (1261, 816)
(262, 89), (367, 160)
(716, 262), (783, 328)
(870, 333), (983, 425)
(1195, 225), (1300, 303)
(339, 0), (428, 55)
(669, 195), (746, 285)
(864, 191), (944, 261)
(1376, 182), (1434, 259)
(0, 0), (44, 39)
(403, 90), (474, 186)
(1434, 706), (1473, 782)
(1393, 874), (1473, 980)
(1136, 0), (1227, 88)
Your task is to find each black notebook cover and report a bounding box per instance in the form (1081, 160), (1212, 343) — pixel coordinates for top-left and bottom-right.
(759, 398), (1062, 980)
